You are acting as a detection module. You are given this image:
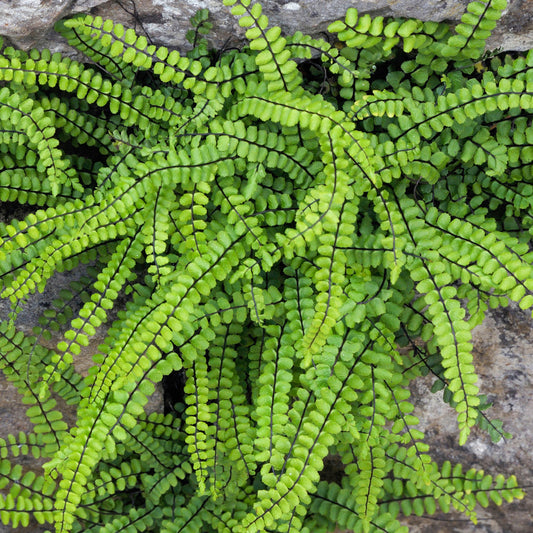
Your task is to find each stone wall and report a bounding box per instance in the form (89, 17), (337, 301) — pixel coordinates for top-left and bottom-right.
(0, 0), (533, 56)
(404, 304), (533, 533)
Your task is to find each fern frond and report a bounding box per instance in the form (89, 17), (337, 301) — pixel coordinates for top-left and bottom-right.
(0, 1), (530, 532)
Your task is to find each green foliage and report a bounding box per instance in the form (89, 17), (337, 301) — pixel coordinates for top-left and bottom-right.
(0, 0), (530, 531)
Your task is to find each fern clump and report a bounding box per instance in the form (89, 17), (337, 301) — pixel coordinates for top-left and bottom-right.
(0, 0), (530, 531)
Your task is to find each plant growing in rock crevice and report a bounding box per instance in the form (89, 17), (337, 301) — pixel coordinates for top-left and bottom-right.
(0, 0), (530, 531)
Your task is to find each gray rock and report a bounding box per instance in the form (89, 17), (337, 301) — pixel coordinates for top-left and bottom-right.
(0, 210), (163, 533)
(0, 0), (532, 56)
(402, 304), (533, 533)
(331, 305), (533, 533)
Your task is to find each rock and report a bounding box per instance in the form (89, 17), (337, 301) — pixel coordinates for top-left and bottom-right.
(0, 0), (104, 51)
(0, 0), (532, 55)
(332, 304), (533, 533)
(0, 207), (164, 533)
(403, 304), (533, 533)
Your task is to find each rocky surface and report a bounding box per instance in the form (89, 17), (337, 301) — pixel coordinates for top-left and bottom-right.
(0, 206), (163, 533)
(400, 304), (533, 533)
(0, 0), (532, 56)
(331, 304), (533, 533)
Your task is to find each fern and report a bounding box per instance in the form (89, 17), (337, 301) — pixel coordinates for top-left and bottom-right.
(0, 0), (530, 531)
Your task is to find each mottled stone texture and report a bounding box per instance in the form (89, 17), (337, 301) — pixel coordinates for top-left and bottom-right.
(333, 305), (533, 533)
(0, 0), (532, 55)
(401, 304), (533, 533)
(0, 206), (163, 533)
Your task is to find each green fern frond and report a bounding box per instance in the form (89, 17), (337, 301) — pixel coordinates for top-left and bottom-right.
(0, 0), (530, 532)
